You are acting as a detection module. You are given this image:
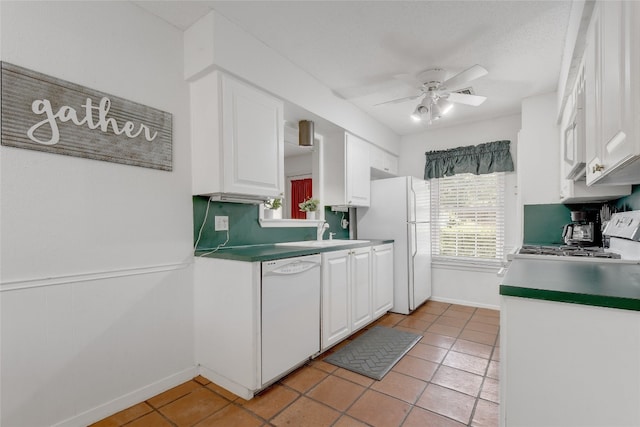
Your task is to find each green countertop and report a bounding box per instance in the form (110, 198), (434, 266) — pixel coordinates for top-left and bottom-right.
(195, 239), (393, 262)
(500, 258), (640, 311)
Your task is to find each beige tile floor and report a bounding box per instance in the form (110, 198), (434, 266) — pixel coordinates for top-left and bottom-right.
(92, 301), (500, 427)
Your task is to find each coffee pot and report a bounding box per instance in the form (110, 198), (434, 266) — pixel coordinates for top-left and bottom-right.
(562, 211), (596, 246)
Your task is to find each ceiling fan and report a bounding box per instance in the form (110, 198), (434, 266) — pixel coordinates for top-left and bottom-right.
(376, 64), (488, 123)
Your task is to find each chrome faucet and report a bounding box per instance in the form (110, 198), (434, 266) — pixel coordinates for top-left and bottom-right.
(317, 222), (329, 241)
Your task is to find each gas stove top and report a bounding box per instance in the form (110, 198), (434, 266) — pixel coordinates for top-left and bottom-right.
(518, 245), (621, 259)
(514, 211), (640, 264)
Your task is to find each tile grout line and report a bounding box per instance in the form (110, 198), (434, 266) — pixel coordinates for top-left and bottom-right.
(432, 304), (480, 426)
(396, 303), (467, 426)
(259, 303), (494, 426)
(398, 304), (500, 426)
(103, 302), (500, 427)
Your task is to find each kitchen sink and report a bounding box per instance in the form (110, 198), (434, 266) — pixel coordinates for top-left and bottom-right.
(275, 240), (370, 248)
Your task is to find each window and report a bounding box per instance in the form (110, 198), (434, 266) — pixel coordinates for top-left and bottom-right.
(431, 172), (505, 263)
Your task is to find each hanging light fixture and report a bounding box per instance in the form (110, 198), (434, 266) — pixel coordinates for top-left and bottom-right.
(431, 98), (454, 120)
(410, 97), (453, 123)
(410, 99), (430, 122)
(410, 104), (428, 122)
(298, 120), (314, 146)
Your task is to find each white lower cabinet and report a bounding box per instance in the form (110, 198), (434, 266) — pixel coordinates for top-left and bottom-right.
(350, 247), (373, 331)
(322, 246), (381, 351)
(501, 296), (640, 426)
(321, 249), (352, 350)
(194, 258), (261, 399)
(195, 242), (394, 399)
(372, 243), (394, 319)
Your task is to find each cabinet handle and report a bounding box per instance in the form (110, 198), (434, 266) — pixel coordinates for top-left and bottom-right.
(592, 164), (605, 173)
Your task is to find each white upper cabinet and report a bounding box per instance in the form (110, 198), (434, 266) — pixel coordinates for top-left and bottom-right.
(370, 144), (399, 179)
(190, 71), (284, 199)
(560, 57), (630, 202)
(585, 1), (640, 186)
(346, 133), (371, 207)
(324, 132), (371, 207)
(562, 64), (586, 181)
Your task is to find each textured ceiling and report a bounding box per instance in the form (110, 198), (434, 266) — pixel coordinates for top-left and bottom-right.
(135, 0), (572, 136)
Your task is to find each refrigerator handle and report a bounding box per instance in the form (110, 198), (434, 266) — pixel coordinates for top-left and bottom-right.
(410, 223), (417, 258)
(409, 185), (417, 223)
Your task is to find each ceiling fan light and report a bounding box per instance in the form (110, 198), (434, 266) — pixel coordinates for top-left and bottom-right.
(440, 99), (454, 116)
(430, 103), (443, 121)
(430, 99), (453, 121)
(410, 105), (428, 122)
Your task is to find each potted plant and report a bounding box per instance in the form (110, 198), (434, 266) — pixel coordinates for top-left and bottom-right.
(263, 198), (282, 219)
(299, 198), (320, 220)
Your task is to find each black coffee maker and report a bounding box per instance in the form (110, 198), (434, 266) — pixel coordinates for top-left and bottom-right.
(562, 211), (597, 246)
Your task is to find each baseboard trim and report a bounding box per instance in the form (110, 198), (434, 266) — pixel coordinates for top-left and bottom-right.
(52, 366), (198, 427)
(430, 296), (500, 311)
(198, 366), (255, 400)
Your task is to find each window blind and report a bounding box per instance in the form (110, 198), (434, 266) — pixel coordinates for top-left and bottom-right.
(431, 172), (505, 262)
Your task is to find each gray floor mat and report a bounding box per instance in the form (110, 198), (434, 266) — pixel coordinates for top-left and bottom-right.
(324, 326), (422, 380)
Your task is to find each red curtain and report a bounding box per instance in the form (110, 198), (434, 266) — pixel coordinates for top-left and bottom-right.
(291, 178), (313, 219)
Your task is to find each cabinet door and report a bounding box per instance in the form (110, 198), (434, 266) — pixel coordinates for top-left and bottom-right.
(585, 6), (603, 185)
(372, 244), (394, 319)
(350, 247), (372, 331)
(345, 133), (370, 207)
(586, 1), (640, 185)
(221, 74), (284, 197)
(194, 258), (261, 396)
(384, 153), (399, 175)
(321, 250), (351, 350)
(369, 145), (384, 171)
(600, 1), (636, 174)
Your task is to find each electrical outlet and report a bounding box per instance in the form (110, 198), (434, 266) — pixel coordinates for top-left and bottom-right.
(215, 216), (229, 231)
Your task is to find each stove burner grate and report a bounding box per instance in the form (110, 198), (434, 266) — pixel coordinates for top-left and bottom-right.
(518, 245), (621, 259)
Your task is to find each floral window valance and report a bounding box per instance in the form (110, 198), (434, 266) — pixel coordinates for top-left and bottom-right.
(424, 140), (514, 180)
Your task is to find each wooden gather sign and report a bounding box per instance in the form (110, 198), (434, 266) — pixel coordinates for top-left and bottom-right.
(1, 62), (172, 171)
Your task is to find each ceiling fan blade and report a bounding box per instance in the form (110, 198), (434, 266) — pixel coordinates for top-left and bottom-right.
(374, 93), (422, 106)
(441, 64), (488, 90)
(445, 92), (487, 106)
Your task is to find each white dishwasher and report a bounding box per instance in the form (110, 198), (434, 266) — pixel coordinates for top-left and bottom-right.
(261, 254), (321, 385)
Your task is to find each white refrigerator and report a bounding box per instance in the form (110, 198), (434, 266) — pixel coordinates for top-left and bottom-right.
(357, 176), (431, 314)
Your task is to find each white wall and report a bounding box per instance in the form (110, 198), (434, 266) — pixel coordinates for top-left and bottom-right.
(0, 2), (195, 426)
(285, 153), (313, 177)
(399, 114), (522, 308)
(519, 92), (561, 205)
